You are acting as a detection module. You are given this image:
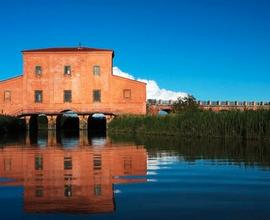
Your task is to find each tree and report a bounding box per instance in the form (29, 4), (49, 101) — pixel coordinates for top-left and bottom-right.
(173, 95), (199, 113)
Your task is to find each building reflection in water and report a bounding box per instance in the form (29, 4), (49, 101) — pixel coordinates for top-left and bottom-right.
(0, 131), (147, 214)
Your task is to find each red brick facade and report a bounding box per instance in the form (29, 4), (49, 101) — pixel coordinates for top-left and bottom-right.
(0, 47), (146, 116)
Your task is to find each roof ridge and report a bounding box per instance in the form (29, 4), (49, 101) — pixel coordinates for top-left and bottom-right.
(22, 47), (113, 53)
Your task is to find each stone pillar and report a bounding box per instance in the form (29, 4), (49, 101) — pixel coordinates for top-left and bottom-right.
(48, 115), (57, 130)
(24, 116), (31, 130)
(105, 115), (115, 124)
(79, 130), (88, 146)
(48, 130), (57, 146)
(79, 115), (88, 130)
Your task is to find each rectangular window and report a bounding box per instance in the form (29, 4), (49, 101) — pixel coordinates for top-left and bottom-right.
(35, 90), (43, 103)
(35, 66), (42, 76)
(123, 89), (131, 99)
(4, 90), (11, 101)
(64, 157), (72, 170)
(64, 65), (71, 75)
(64, 90), (72, 103)
(35, 155), (43, 170)
(4, 159), (12, 171)
(93, 154), (102, 170)
(64, 184), (72, 197)
(35, 186), (44, 197)
(93, 65), (100, 76)
(94, 184), (102, 196)
(93, 90), (101, 102)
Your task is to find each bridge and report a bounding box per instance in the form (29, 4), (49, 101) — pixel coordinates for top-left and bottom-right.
(147, 99), (270, 115)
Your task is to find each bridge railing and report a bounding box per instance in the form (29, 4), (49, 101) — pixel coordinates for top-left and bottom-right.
(147, 99), (270, 107)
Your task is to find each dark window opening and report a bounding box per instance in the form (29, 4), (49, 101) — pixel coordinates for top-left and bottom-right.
(35, 155), (43, 170)
(93, 65), (100, 76)
(93, 90), (101, 102)
(64, 174), (73, 181)
(94, 184), (102, 196)
(35, 90), (43, 103)
(64, 157), (72, 170)
(93, 154), (102, 170)
(64, 184), (72, 197)
(64, 66), (71, 75)
(35, 186), (44, 197)
(64, 90), (72, 103)
(35, 66), (42, 76)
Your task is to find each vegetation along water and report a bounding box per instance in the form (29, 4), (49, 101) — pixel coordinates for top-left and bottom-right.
(0, 115), (25, 135)
(109, 110), (270, 140)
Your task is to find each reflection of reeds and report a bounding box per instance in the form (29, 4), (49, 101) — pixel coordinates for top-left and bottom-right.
(0, 115), (25, 134)
(109, 110), (270, 140)
(109, 133), (270, 169)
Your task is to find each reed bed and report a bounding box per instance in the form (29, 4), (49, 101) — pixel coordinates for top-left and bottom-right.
(108, 110), (270, 140)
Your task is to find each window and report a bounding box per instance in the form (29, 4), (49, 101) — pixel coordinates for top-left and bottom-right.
(93, 154), (102, 170)
(64, 65), (71, 75)
(64, 90), (72, 103)
(35, 66), (42, 76)
(94, 184), (102, 196)
(93, 90), (101, 102)
(4, 90), (11, 101)
(4, 159), (12, 171)
(35, 90), (43, 103)
(64, 157), (72, 170)
(35, 155), (43, 170)
(93, 65), (100, 76)
(123, 89), (131, 99)
(35, 186), (44, 197)
(64, 174), (72, 181)
(64, 184), (72, 197)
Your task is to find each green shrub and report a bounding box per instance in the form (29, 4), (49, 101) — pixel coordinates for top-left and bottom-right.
(0, 115), (25, 134)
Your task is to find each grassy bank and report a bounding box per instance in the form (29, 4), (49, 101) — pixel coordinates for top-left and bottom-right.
(108, 110), (270, 140)
(0, 115), (25, 135)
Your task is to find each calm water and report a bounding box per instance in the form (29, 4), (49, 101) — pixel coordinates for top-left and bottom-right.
(0, 131), (270, 220)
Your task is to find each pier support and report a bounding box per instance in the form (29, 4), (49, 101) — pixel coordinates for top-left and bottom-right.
(105, 115), (115, 124)
(79, 115), (88, 130)
(24, 116), (31, 130)
(48, 115), (57, 130)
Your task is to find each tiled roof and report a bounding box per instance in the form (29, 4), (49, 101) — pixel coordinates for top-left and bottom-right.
(22, 47), (113, 53)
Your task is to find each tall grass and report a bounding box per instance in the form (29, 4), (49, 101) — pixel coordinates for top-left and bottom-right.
(0, 115), (25, 135)
(108, 110), (270, 140)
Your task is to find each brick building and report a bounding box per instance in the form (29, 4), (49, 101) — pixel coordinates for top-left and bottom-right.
(0, 47), (146, 128)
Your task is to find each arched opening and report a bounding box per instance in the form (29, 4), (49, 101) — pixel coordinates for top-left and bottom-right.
(29, 114), (48, 145)
(38, 114), (48, 130)
(88, 113), (106, 134)
(29, 114), (48, 130)
(56, 130), (79, 148)
(56, 110), (79, 131)
(158, 109), (170, 115)
(29, 115), (38, 131)
(56, 110), (79, 142)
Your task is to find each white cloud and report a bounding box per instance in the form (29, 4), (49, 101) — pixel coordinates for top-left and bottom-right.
(113, 66), (187, 101)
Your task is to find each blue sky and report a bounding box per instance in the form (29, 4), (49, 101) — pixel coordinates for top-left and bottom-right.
(0, 0), (269, 101)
